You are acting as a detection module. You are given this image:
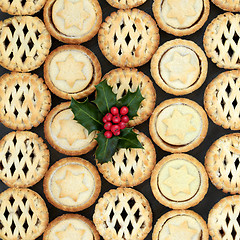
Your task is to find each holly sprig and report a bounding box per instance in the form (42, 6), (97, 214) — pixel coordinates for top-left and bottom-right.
(70, 80), (144, 164)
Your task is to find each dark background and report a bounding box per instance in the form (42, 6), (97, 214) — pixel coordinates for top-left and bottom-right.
(0, 0), (234, 239)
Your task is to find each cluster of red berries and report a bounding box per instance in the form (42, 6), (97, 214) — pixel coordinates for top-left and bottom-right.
(103, 106), (129, 138)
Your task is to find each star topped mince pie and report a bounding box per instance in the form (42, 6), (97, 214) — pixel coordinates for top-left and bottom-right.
(44, 45), (101, 100)
(44, 102), (97, 155)
(151, 154), (208, 209)
(152, 0), (210, 36)
(0, 16), (51, 72)
(44, 0), (102, 44)
(44, 157), (101, 212)
(151, 39), (208, 95)
(152, 210), (209, 240)
(149, 98), (208, 153)
(43, 214), (100, 240)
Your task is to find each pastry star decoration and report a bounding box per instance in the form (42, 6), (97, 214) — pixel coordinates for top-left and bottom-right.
(165, 221), (198, 240)
(56, 223), (85, 240)
(57, 0), (90, 30)
(56, 54), (86, 88)
(165, 52), (196, 84)
(56, 170), (88, 202)
(58, 117), (87, 146)
(167, 0), (197, 24)
(163, 109), (196, 140)
(163, 165), (196, 196)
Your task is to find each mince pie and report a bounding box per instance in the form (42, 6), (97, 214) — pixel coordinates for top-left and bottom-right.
(106, 0), (147, 8)
(211, 0), (240, 11)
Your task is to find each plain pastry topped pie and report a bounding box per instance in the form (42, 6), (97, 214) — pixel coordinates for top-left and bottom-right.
(43, 214), (100, 240)
(106, 0), (147, 9)
(151, 154), (208, 209)
(98, 9), (160, 68)
(0, 188), (49, 240)
(44, 45), (101, 100)
(149, 98), (208, 153)
(211, 0), (240, 11)
(152, 210), (209, 240)
(152, 0), (210, 36)
(0, 72), (51, 131)
(151, 39), (208, 95)
(44, 102), (97, 155)
(93, 188), (152, 240)
(44, 0), (102, 44)
(0, 16), (51, 72)
(43, 157), (101, 212)
(0, 131), (49, 188)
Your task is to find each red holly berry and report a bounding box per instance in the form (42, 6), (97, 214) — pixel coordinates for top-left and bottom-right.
(104, 122), (112, 131)
(111, 125), (120, 133)
(114, 130), (121, 136)
(104, 131), (112, 138)
(111, 107), (119, 115)
(120, 106), (129, 115)
(105, 113), (113, 122)
(119, 121), (126, 130)
(112, 115), (121, 124)
(102, 116), (108, 123)
(121, 115), (129, 123)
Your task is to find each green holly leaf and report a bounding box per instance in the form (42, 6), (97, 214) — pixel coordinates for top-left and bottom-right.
(95, 131), (119, 163)
(93, 80), (117, 114)
(70, 98), (103, 134)
(118, 87), (144, 119)
(117, 128), (143, 149)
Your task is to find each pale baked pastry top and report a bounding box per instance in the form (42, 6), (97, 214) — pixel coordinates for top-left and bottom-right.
(52, 0), (97, 38)
(156, 104), (202, 145)
(50, 108), (95, 150)
(158, 159), (200, 202)
(158, 215), (203, 240)
(49, 50), (93, 93)
(160, 46), (200, 90)
(49, 163), (95, 207)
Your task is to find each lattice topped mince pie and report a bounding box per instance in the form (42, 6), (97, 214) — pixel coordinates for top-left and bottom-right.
(0, 16), (51, 72)
(153, 0), (210, 36)
(204, 70), (240, 130)
(106, 0), (147, 9)
(0, 72), (51, 131)
(204, 12), (240, 69)
(0, 0), (47, 15)
(103, 68), (156, 126)
(0, 188), (49, 240)
(0, 131), (49, 188)
(208, 195), (240, 240)
(98, 9), (160, 68)
(97, 131), (156, 187)
(93, 188), (152, 240)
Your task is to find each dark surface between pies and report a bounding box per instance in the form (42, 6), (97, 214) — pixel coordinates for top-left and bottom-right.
(0, 1), (234, 239)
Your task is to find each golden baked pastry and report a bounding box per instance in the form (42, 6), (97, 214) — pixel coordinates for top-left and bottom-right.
(98, 9), (160, 67)
(151, 39), (208, 95)
(149, 98), (208, 153)
(152, 210), (209, 240)
(0, 72), (51, 130)
(0, 188), (49, 240)
(44, 157), (101, 212)
(93, 188), (152, 240)
(106, 0), (147, 8)
(44, 102), (97, 155)
(153, 0), (210, 36)
(97, 131), (156, 187)
(151, 154), (208, 209)
(0, 131), (49, 188)
(43, 214), (100, 240)
(0, 16), (51, 72)
(103, 68), (156, 126)
(211, 0), (240, 12)
(44, 45), (101, 100)
(44, 0), (102, 44)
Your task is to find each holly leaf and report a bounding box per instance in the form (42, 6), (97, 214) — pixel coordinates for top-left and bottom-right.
(117, 128), (143, 149)
(70, 98), (103, 134)
(93, 80), (117, 114)
(95, 131), (119, 164)
(118, 87), (144, 119)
